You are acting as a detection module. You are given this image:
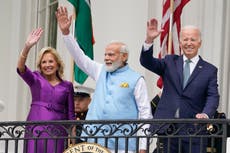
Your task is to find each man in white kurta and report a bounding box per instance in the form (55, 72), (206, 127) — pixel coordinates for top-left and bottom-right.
(56, 6), (152, 153)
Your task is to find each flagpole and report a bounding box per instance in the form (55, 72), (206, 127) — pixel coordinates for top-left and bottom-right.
(70, 8), (76, 84)
(68, 7), (76, 147)
(167, 0), (174, 54)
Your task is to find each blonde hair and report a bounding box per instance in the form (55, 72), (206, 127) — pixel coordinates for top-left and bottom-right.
(36, 47), (64, 79)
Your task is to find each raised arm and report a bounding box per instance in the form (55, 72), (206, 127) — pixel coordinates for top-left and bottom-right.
(55, 6), (72, 35)
(17, 28), (43, 73)
(56, 6), (102, 81)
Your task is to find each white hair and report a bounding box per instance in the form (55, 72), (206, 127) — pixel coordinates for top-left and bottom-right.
(108, 40), (129, 61)
(120, 45), (129, 54)
(180, 25), (202, 41)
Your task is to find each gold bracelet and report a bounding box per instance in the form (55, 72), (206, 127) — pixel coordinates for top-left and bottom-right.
(20, 52), (27, 59)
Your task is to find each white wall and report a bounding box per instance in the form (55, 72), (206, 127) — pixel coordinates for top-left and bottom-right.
(0, 0), (37, 121)
(0, 0), (26, 121)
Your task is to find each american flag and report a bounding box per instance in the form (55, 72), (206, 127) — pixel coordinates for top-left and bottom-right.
(157, 0), (190, 88)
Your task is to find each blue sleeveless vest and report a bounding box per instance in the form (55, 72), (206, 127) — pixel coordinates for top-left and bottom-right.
(85, 65), (142, 150)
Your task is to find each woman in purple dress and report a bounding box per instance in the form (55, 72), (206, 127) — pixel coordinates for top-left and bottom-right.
(17, 28), (75, 153)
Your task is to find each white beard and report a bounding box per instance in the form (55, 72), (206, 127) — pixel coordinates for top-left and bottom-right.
(105, 60), (123, 72)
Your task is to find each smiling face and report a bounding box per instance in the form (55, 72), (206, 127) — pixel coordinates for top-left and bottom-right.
(37, 47), (64, 79)
(180, 26), (202, 59)
(104, 42), (128, 72)
(40, 52), (59, 77)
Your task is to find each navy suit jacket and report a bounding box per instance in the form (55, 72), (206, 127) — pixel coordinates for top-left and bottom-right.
(140, 46), (219, 120)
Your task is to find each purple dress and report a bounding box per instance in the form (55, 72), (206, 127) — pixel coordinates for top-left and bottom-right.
(17, 66), (75, 153)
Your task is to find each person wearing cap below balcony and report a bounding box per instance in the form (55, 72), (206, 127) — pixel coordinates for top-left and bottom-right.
(73, 86), (94, 143)
(74, 85), (94, 121)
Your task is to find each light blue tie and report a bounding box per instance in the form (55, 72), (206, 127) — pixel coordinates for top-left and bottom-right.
(183, 59), (191, 88)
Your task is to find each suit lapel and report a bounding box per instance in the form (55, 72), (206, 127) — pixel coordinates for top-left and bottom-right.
(186, 56), (204, 87)
(175, 56), (184, 91)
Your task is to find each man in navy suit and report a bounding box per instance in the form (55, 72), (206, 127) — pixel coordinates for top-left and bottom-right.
(140, 18), (219, 153)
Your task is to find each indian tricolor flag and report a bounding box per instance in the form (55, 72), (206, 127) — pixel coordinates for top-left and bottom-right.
(68, 0), (95, 84)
